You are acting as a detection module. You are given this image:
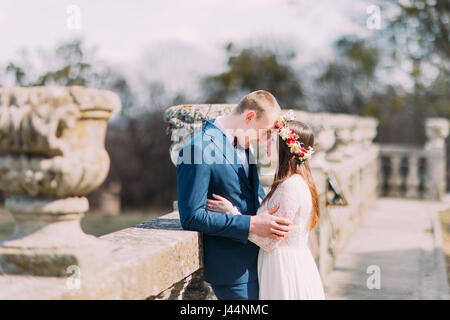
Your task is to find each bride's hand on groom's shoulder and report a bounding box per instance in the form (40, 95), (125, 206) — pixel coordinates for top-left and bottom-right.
(206, 194), (235, 214)
(250, 205), (292, 240)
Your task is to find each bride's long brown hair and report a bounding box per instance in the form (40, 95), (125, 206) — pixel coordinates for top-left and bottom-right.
(261, 121), (320, 231)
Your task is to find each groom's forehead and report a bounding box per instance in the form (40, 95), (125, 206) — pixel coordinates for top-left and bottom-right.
(265, 109), (280, 127)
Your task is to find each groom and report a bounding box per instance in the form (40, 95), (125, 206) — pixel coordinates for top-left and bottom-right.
(177, 90), (292, 300)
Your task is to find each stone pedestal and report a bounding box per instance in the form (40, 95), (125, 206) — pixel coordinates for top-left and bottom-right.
(0, 86), (121, 277)
(424, 118), (449, 200)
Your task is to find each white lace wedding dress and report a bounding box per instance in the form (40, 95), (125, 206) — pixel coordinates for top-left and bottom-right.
(233, 174), (325, 300)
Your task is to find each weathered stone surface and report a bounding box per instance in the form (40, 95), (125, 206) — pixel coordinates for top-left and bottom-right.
(0, 149), (111, 197)
(147, 269), (216, 300)
(0, 86), (120, 156)
(0, 211), (205, 299)
(0, 86), (119, 197)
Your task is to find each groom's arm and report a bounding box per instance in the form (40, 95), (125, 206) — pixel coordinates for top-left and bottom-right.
(177, 147), (251, 244)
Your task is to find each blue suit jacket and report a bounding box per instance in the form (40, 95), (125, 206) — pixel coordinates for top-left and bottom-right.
(177, 119), (266, 285)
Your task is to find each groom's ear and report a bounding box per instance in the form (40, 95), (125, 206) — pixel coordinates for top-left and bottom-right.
(245, 110), (257, 123)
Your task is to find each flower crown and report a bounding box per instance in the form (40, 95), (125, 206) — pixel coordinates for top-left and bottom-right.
(274, 110), (314, 164)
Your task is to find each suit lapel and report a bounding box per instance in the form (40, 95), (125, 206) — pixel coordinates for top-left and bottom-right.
(249, 161), (259, 204)
(247, 147), (265, 207)
(204, 120), (252, 192)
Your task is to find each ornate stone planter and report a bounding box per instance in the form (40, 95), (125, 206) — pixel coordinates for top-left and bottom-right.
(0, 86), (121, 276)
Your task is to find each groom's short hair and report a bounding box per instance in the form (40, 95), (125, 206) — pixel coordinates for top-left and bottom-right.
(234, 90), (280, 119)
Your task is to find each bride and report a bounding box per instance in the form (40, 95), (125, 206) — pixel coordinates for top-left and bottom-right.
(206, 116), (325, 300)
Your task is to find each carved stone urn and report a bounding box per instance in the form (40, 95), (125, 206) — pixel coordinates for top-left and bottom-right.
(0, 86), (121, 276)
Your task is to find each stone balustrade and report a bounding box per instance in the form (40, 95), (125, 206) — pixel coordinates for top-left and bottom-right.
(378, 118), (449, 200)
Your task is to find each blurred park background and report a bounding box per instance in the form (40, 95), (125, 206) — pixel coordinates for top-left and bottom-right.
(0, 0), (448, 237)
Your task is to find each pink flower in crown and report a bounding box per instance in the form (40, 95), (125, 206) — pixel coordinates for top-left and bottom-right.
(286, 138), (296, 146)
(274, 119), (285, 130)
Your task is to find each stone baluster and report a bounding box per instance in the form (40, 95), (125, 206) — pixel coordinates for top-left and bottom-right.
(0, 86), (121, 276)
(424, 118), (449, 200)
(388, 153), (403, 197)
(405, 155), (420, 198)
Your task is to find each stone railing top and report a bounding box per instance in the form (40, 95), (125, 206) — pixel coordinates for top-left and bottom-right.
(376, 143), (441, 161)
(164, 104), (379, 166)
(379, 143), (426, 153)
(164, 104), (378, 131)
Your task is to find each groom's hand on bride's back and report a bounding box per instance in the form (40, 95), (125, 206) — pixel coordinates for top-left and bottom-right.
(249, 205), (291, 240)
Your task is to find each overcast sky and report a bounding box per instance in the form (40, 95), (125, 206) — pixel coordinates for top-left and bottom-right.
(0, 0), (376, 95)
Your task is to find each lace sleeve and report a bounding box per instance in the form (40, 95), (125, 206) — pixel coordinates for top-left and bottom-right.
(248, 175), (306, 252)
(228, 206), (242, 216)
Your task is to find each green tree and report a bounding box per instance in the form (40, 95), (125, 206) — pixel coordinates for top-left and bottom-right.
(382, 0), (450, 81)
(5, 40), (97, 87)
(315, 36), (380, 114)
(202, 43), (303, 108)
(4, 39), (138, 118)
